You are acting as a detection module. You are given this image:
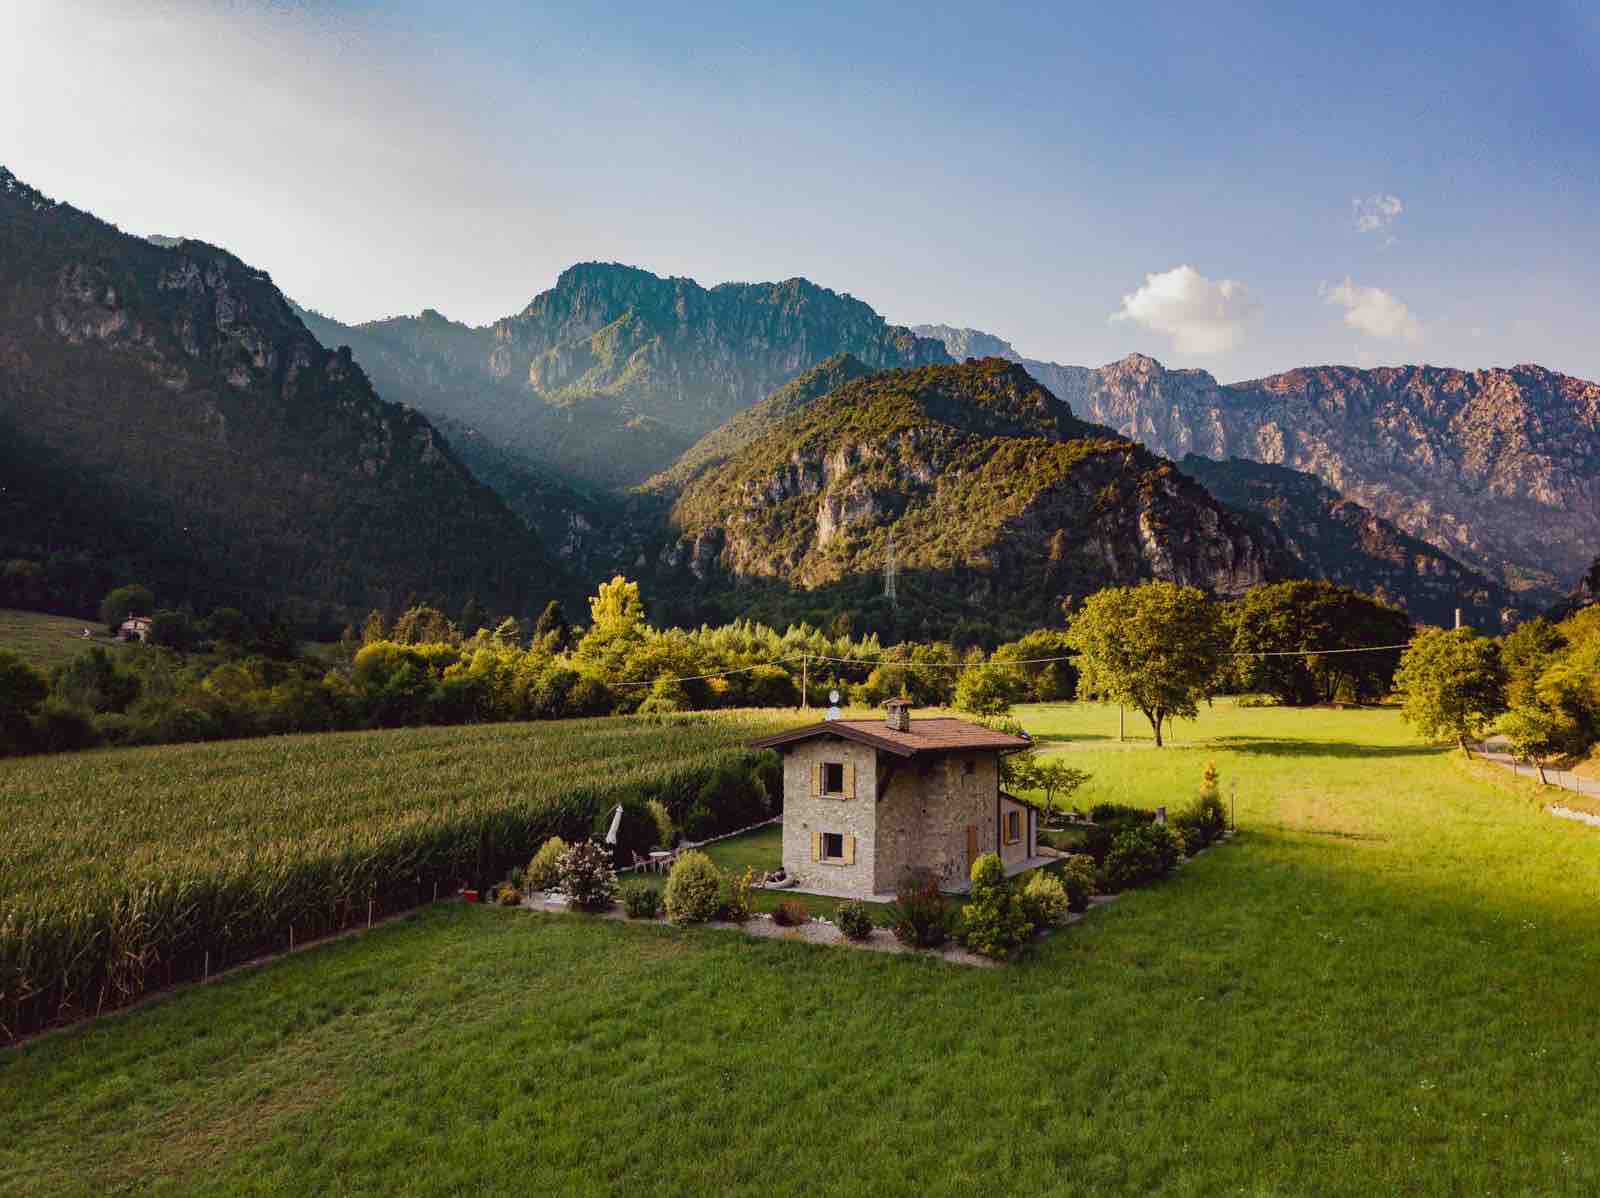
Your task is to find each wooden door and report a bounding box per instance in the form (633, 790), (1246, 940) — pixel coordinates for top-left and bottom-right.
(965, 825), (979, 872)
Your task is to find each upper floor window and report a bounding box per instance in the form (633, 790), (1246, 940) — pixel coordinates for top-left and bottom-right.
(823, 761), (845, 794)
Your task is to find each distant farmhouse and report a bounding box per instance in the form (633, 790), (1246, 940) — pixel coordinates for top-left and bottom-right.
(751, 700), (1047, 900)
(117, 616), (153, 643)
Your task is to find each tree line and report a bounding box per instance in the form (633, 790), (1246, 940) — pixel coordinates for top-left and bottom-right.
(3, 573), (1595, 767)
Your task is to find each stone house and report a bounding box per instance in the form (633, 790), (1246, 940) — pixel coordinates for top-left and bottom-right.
(118, 616), (153, 643)
(749, 700), (1047, 900)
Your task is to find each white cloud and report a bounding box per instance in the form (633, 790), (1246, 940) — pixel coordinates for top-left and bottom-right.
(1322, 277), (1422, 343)
(1352, 193), (1404, 235)
(1110, 265), (1259, 354)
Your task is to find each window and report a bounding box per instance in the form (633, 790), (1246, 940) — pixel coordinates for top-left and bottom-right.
(962, 759), (976, 776)
(823, 761), (845, 795)
(821, 832), (845, 861)
(1004, 810), (1022, 845)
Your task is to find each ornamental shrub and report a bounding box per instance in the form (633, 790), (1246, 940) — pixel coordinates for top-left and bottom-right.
(646, 797), (675, 848)
(525, 836), (568, 892)
(556, 839), (617, 910)
(834, 900), (874, 940)
(1090, 802), (1152, 824)
(620, 879), (662, 919)
(961, 852), (1033, 959)
(495, 883), (523, 907)
(1020, 870), (1069, 927)
(1057, 854), (1096, 912)
(664, 849), (723, 923)
(887, 873), (954, 948)
(772, 898), (811, 927)
(720, 866), (754, 922)
(1103, 823), (1185, 891)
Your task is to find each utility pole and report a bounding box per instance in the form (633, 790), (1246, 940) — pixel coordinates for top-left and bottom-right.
(1118, 703), (1125, 743)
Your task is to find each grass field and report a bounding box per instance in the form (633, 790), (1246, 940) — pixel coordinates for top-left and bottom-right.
(0, 607), (130, 672)
(4, 701), (1600, 1196)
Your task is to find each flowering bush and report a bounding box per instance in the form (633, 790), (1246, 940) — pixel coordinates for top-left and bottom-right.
(556, 838), (617, 910)
(524, 836), (568, 892)
(834, 900), (875, 940)
(495, 883), (523, 907)
(664, 850), (723, 923)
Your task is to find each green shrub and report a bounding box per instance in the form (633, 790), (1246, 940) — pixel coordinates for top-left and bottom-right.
(646, 797), (675, 848)
(1058, 854), (1096, 912)
(888, 874), (954, 948)
(961, 853), (1033, 959)
(1090, 802), (1152, 824)
(772, 898), (810, 927)
(1020, 871), (1069, 927)
(1103, 823), (1184, 891)
(524, 836), (568, 891)
(664, 849), (723, 923)
(720, 866), (754, 922)
(30, 700), (101, 753)
(620, 879), (662, 919)
(834, 900), (874, 940)
(556, 839), (617, 909)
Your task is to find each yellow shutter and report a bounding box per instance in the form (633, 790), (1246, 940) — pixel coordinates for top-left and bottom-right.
(811, 763), (823, 796)
(843, 763), (856, 800)
(843, 835), (856, 865)
(811, 831), (822, 861)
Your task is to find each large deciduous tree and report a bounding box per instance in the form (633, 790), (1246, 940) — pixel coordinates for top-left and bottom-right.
(1065, 581), (1228, 747)
(1229, 581), (1411, 705)
(99, 584), (154, 634)
(1393, 627), (1507, 749)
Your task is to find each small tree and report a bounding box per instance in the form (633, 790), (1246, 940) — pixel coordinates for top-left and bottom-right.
(392, 605), (457, 646)
(0, 650), (48, 751)
(148, 610), (198, 651)
(1394, 627), (1507, 750)
(1066, 582), (1228, 746)
(953, 661), (1022, 716)
(360, 609), (388, 645)
(100, 584), (154, 634)
(533, 600), (571, 652)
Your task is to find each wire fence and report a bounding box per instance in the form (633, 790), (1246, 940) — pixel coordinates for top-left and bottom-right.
(1472, 745), (1600, 800)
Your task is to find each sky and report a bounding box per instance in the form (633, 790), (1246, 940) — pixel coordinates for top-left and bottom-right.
(5, 0), (1598, 382)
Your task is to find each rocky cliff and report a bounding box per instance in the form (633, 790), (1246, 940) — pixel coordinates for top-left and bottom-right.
(1178, 456), (1518, 629)
(0, 167), (566, 624)
(911, 326), (1600, 603)
(657, 359), (1290, 633)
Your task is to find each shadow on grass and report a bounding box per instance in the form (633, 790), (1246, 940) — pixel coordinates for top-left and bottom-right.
(1213, 737), (1449, 760)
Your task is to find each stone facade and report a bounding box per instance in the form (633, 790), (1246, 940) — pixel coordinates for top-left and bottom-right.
(781, 736), (881, 898)
(781, 737), (1033, 899)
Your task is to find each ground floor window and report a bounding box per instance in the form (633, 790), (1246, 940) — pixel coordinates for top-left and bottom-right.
(821, 832), (845, 861)
(1004, 810), (1022, 845)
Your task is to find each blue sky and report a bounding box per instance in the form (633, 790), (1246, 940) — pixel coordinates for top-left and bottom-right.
(5, 0), (1597, 381)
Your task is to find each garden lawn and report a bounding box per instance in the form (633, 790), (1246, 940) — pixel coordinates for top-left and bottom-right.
(5, 701), (1600, 1196)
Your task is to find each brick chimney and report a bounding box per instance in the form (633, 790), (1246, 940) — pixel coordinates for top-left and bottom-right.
(884, 698), (911, 732)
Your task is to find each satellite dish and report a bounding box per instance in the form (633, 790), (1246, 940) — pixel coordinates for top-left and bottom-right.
(828, 689), (841, 704)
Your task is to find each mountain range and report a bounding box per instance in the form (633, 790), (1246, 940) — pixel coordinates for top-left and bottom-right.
(5, 165), (1596, 639)
(0, 167), (568, 629)
(912, 327), (1600, 607)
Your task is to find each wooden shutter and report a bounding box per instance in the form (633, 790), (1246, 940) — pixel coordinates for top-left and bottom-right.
(810, 763), (823, 796)
(843, 835), (856, 865)
(811, 831), (822, 861)
(843, 763), (856, 800)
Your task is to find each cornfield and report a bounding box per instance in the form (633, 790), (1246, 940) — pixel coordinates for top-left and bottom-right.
(0, 710), (802, 1042)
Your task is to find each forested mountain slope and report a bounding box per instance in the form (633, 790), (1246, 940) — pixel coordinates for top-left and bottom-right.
(0, 168), (566, 627)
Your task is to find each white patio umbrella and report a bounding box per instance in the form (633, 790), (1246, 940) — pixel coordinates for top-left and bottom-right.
(604, 802), (624, 845)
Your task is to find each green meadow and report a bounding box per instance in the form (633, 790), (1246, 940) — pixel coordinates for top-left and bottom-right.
(4, 701), (1599, 1196)
(0, 608), (132, 672)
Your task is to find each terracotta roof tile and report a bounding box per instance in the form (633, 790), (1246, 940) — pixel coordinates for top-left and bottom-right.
(749, 716), (1030, 758)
